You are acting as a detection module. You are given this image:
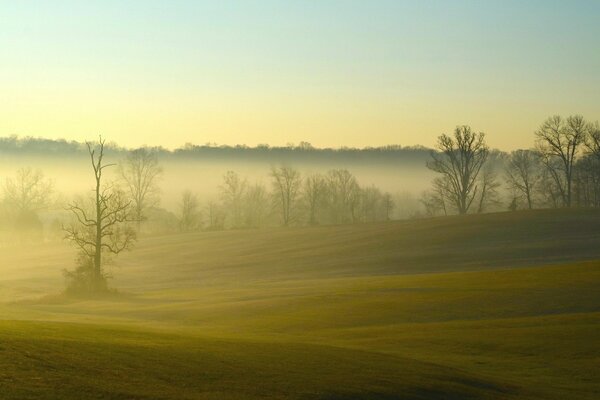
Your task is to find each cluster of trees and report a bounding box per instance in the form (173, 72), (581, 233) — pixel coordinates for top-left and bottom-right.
(3, 115), (598, 294)
(0, 167), (55, 240)
(423, 115), (600, 215)
(177, 167), (395, 231)
(46, 137), (395, 295)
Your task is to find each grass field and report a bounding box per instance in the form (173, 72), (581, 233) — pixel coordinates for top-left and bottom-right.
(1, 209), (599, 399)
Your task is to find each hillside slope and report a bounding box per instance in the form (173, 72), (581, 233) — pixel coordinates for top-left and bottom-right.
(1, 209), (599, 399)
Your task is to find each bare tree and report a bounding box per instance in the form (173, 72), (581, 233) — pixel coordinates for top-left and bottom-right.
(63, 137), (136, 293)
(476, 164), (501, 213)
(535, 115), (588, 207)
(4, 167), (54, 214)
(244, 183), (270, 228)
(179, 190), (200, 232)
(220, 171), (247, 228)
(421, 176), (451, 217)
(573, 155), (600, 207)
(270, 166), (302, 226)
(205, 200), (226, 231)
(359, 185), (383, 222)
(505, 150), (541, 209)
(427, 126), (489, 215)
(119, 147), (163, 230)
(303, 173), (326, 225)
(585, 121), (600, 161)
(382, 193), (395, 221)
(326, 169), (360, 223)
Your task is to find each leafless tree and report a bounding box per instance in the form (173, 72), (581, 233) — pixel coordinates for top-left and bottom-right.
(476, 163), (501, 213)
(573, 155), (600, 207)
(326, 169), (360, 224)
(179, 190), (200, 232)
(270, 166), (302, 226)
(63, 137), (136, 293)
(421, 176), (451, 217)
(537, 165), (563, 208)
(585, 121), (600, 161)
(505, 150), (541, 209)
(382, 193), (395, 221)
(244, 183), (270, 228)
(220, 171), (247, 228)
(205, 200), (226, 231)
(427, 126), (489, 215)
(303, 173), (326, 225)
(359, 185), (384, 222)
(535, 115), (588, 207)
(119, 147), (163, 230)
(4, 167), (54, 214)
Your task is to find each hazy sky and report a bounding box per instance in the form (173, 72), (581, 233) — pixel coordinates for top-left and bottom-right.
(1, 1), (599, 150)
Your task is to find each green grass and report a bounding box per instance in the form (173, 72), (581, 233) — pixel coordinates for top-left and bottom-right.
(1, 208), (600, 399)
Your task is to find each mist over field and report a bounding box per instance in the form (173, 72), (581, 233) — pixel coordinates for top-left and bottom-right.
(2, 1), (600, 399)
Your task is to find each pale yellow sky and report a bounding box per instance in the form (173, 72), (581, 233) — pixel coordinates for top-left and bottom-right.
(1, 1), (599, 150)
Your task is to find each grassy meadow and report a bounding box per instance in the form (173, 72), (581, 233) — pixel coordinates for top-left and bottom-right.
(1, 208), (599, 399)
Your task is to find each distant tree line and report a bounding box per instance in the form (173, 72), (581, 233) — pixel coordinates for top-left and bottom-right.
(177, 167), (395, 232)
(422, 115), (600, 215)
(0, 135), (430, 165)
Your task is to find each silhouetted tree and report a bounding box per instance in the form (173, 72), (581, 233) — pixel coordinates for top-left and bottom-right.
(505, 150), (541, 209)
(427, 126), (489, 214)
(535, 115), (588, 207)
(573, 155), (600, 207)
(63, 137), (136, 293)
(585, 121), (600, 160)
(421, 176), (451, 217)
(270, 166), (302, 226)
(476, 163), (501, 213)
(119, 147), (163, 230)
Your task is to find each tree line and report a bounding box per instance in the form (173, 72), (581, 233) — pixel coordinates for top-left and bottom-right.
(177, 167), (395, 232)
(2, 114), (598, 295)
(422, 115), (600, 215)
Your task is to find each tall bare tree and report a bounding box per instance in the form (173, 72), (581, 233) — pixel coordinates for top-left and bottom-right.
(119, 147), (162, 230)
(382, 193), (395, 221)
(244, 183), (270, 228)
(427, 126), (489, 215)
(585, 121), (600, 161)
(303, 173), (326, 225)
(179, 190), (200, 232)
(505, 150), (541, 209)
(270, 166), (302, 226)
(4, 167), (54, 214)
(535, 115), (587, 207)
(476, 164), (501, 213)
(421, 176), (451, 217)
(205, 200), (226, 231)
(326, 169), (360, 224)
(219, 171), (247, 229)
(63, 137), (136, 292)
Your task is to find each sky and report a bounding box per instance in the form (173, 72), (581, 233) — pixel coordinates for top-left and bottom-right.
(1, 0), (599, 150)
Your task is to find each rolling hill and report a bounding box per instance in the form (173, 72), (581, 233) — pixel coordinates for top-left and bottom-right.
(1, 208), (599, 399)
